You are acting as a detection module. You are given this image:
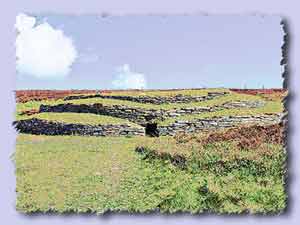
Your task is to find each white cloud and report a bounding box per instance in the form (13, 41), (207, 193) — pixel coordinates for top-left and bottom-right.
(112, 64), (147, 89)
(15, 13), (36, 32)
(15, 13), (78, 78)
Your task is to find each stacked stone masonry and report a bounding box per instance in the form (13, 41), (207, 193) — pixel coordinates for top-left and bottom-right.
(14, 114), (282, 137)
(219, 100), (265, 109)
(14, 92), (280, 137)
(157, 114), (282, 136)
(40, 103), (166, 124)
(39, 100), (265, 125)
(13, 118), (145, 136)
(63, 92), (228, 104)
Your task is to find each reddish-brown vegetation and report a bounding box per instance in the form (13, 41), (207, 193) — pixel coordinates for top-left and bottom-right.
(16, 88), (288, 103)
(15, 90), (97, 103)
(175, 123), (284, 150)
(230, 88), (287, 95)
(15, 89), (210, 102)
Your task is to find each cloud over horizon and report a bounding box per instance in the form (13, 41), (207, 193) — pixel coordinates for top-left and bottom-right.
(15, 13), (78, 78)
(112, 64), (147, 89)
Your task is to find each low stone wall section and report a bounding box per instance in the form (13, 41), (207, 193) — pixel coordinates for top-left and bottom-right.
(40, 103), (166, 124)
(39, 100), (266, 125)
(157, 114), (282, 136)
(39, 103), (215, 124)
(13, 118), (145, 136)
(13, 114), (282, 137)
(64, 92), (228, 104)
(220, 100), (265, 109)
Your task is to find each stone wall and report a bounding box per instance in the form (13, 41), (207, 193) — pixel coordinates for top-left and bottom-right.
(40, 103), (165, 124)
(39, 103), (215, 124)
(64, 92), (228, 104)
(39, 100), (266, 125)
(220, 101), (265, 109)
(13, 118), (145, 136)
(14, 114), (282, 137)
(157, 114), (282, 136)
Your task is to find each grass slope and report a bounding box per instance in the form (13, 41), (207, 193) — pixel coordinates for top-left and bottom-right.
(15, 134), (286, 213)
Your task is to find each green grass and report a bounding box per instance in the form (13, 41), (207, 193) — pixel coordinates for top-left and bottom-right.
(16, 112), (140, 127)
(15, 134), (286, 213)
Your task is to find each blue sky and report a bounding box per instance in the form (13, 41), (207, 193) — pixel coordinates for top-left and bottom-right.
(15, 14), (284, 90)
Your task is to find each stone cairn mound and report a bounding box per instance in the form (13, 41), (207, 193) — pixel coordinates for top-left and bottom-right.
(14, 91), (281, 137)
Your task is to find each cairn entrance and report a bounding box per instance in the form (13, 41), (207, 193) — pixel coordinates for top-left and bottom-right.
(145, 123), (159, 137)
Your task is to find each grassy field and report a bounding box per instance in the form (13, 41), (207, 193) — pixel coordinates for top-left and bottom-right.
(14, 88), (287, 214)
(15, 133), (286, 213)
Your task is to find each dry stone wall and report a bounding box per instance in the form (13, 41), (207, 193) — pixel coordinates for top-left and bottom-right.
(64, 92), (228, 104)
(157, 114), (282, 136)
(13, 118), (145, 136)
(39, 100), (267, 125)
(39, 103), (215, 124)
(40, 103), (166, 124)
(14, 95), (279, 137)
(13, 114), (282, 137)
(220, 101), (265, 109)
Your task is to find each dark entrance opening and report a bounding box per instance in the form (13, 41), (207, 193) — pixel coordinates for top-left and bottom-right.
(145, 123), (159, 137)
